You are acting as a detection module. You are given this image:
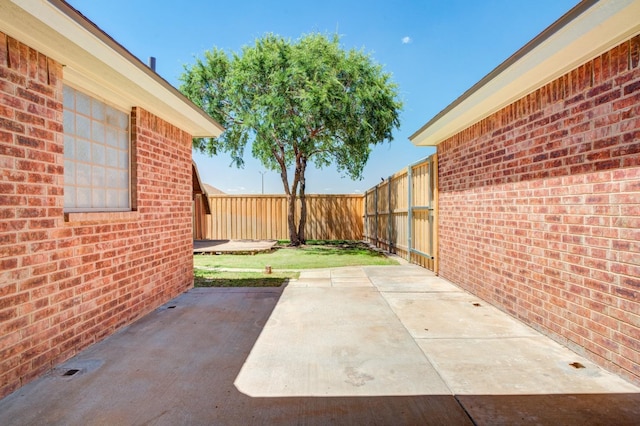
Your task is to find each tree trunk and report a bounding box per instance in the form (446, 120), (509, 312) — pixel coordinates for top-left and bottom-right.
(287, 151), (303, 246)
(287, 192), (299, 245)
(296, 157), (307, 244)
(273, 145), (300, 246)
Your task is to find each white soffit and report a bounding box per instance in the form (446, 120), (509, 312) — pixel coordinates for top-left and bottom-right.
(0, 0), (223, 138)
(410, 0), (640, 146)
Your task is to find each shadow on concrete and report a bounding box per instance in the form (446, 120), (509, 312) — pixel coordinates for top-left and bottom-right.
(0, 287), (638, 425)
(457, 393), (640, 425)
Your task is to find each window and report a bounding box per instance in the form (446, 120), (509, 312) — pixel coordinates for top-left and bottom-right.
(63, 85), (130, 211)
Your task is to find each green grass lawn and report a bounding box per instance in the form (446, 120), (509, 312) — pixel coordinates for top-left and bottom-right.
(193, 241), (397, 287)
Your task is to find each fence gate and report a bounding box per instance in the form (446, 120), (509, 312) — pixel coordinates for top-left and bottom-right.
(363, 154), (438, 272)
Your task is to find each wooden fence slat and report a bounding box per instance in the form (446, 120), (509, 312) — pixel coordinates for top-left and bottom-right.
(197, 194), (364, 241)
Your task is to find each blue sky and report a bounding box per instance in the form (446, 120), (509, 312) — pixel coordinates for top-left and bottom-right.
(67, 0), (578, 194)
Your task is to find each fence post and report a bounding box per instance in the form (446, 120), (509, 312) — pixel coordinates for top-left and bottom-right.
(387, 176), (393, 252)
(407, 164), (413, 262)
(363, 191), (367, 242)
(428, 157), (434, 260)
(374, 185), (378, 245)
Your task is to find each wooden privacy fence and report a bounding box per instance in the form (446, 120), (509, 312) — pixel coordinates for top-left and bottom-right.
(363, 154), (438, 271)
(195, 194), (363, 241)
(192, 154), (437, 271)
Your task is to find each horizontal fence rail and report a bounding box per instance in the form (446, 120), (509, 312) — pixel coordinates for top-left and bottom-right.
(195, 194), (363, 241)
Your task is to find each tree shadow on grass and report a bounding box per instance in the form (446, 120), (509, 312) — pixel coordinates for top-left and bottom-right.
(304, 247), (389, 258)
(291, 241), (392, 259)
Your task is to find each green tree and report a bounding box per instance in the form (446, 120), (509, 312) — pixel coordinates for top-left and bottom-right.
(180, 33), (402, 245)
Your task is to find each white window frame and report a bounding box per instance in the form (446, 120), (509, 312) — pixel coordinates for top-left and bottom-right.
(63, 84), (131, 212)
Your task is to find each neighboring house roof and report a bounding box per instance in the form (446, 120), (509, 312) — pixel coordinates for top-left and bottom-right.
(410, 0), (640, 146)
(203, 184), (225, 195)
(192, 161), (211, 215)
(0, 0), (224, 138)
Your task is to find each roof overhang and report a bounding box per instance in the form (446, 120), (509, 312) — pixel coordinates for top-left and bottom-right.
(0, 0), (224, 138)
(410, 0), (640, 146)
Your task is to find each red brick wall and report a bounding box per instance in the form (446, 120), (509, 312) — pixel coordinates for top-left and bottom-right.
(0, 33), (194, 398)
(437, 35), (640, 385)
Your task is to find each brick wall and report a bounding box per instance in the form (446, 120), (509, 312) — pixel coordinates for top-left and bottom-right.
(0, 33), (194, 398)
(437, 35), (640, 385)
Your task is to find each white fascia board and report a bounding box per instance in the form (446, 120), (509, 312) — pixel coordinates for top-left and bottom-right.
(1, 0), (223, 138)
(410, 0), (640, 146)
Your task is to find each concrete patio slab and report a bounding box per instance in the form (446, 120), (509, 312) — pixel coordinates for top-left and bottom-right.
(330, 277), (373, 287)
(299, 269), (331, 279)
(1, 264), (638, 425)
(457, 393), (640, 425)
(383, 292), (540, 339)
(287, 277), (332, 287)
(330, 267), (369, 278)
(235, 287), (450, 397)
(0, 287), (472, 425)
(369, 275), (461, 292)
(417, 337), (639, 395)
(362, 265), (431, 277)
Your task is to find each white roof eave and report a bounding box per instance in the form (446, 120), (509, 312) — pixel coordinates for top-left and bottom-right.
(0, 0), (223, 138)
(410, 0), (640, 147)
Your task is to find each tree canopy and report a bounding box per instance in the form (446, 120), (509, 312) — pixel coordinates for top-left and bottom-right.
(180, 33), (402, 245)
